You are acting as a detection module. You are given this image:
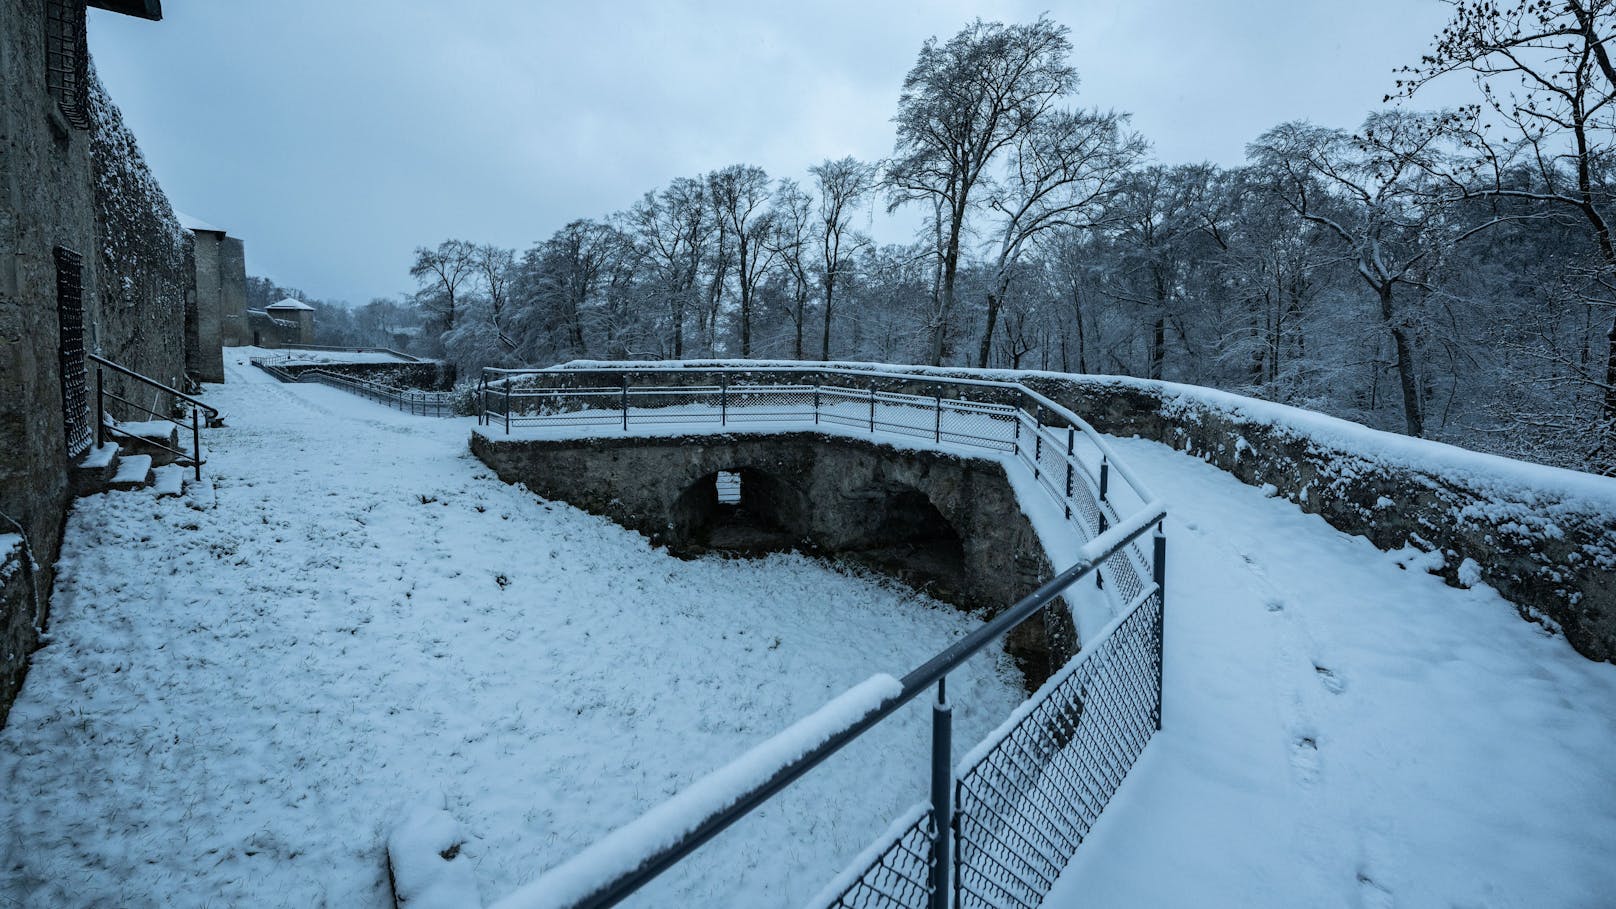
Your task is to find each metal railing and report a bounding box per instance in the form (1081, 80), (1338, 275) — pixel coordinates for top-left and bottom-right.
(478, 364), (1166, 909)
(251, 359), (457, 417)
(90, 353), (219, 482)
(276, 343), (421, 362)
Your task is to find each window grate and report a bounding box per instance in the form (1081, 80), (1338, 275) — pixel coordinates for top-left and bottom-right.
(45, 0), (91, 130)
(55, 247), (92, 458)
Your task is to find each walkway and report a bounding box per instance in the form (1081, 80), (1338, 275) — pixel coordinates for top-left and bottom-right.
(1047, 436), (1616, 907)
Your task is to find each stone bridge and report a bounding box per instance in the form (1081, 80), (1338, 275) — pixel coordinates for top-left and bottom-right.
(469, 428), (1076, 680)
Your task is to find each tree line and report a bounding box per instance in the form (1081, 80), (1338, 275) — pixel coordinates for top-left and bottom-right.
(342, 4), (1616, 473)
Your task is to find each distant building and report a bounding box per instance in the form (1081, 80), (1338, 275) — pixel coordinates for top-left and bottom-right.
(176, 212), (247, 382)
(248, 297), (315, 348)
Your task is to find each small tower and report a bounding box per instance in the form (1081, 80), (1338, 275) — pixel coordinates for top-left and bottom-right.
(265, 298), (316, 345)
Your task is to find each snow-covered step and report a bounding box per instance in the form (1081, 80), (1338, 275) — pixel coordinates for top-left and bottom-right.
(150, 464), (185, 498)
(107, 454), (153, 490)
(70, 443), (121, 497)
(78, 442), (119, 470)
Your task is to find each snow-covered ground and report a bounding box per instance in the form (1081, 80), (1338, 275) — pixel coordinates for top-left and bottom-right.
(1046, 436), (1616, 908)
(255, 349), (417, 365)
(0, 351), (1024, 908)
(5, 351), (1614, 908)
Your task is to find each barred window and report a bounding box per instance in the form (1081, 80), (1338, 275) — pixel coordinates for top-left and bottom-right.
(45, 0), (91, 130)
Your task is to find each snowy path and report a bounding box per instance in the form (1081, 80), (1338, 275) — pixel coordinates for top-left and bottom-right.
(0, 352), (1024, 908)
(1046, 437), (1616, 908)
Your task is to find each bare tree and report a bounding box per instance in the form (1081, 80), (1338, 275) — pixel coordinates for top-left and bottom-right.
(767, 179), (815, 359)
(410, 239), (477, 333)
(1402, 0), (1616, 463)
(625, 178), (711, 358)
(709, 164), (776, 356)
(809, 156), (877, 360)
(474, 243), (516, 350)
(888, 17), (1076, 365)
(977, 108), (1145, 366)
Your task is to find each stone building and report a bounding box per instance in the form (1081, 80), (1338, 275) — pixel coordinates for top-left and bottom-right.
(1, 0), (184, 723)
(246, 296), (315, 348)
(178, 212), (247, 382)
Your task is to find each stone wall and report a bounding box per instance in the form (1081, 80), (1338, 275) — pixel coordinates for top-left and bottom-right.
(534, 360), (1616, 663)
(0, 6), (187, 724)
(275, 360), (455, 390)
(470, 430), (1075, 684)
(0, 0), (102, 720)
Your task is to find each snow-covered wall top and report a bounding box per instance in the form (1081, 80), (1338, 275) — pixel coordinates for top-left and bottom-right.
(549, 359), (1616, 663)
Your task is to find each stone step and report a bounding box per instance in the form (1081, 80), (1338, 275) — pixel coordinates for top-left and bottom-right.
(107, 420), (185, 467)
(107, 454), (153, 490)
(71, 443), (121, 497)
(151, 464), (185, 498)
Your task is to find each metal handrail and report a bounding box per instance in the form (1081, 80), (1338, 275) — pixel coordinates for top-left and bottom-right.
(89, 353), (211, 481)
(490, 506), (1165, 909)
(88, 352), (219, 420)
(482, 363), (1154, 508)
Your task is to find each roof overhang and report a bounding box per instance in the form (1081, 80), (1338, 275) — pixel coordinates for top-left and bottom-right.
(88, 0), (162, 21)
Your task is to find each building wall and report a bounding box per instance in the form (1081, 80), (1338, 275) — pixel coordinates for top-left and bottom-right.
(0, 0), (102, 720)
(218, 235), (245, 348)
(0, 3), (184, 724)
(187, 229), (224, 382)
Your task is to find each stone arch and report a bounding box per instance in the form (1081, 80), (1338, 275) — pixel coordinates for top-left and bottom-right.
(666, 465), (811, 555)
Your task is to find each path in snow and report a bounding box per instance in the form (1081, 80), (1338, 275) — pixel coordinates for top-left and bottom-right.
(0, 351), (1024, 908)
(1046, 436), (1616, 908)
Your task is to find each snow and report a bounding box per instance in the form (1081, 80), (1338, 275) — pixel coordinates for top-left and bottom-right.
(253, 348), (418, 365)
(109, 453), (152, 484)
(151, 464), (185, 498)
(78, 442), (119, 470)
(266, 298), (316, 312)
(490, 674), (904, 909)
(1457, 557), (1483, 589)
(174, 210), (223, 234)
(1042, 435), (1616, 907)
(387, 802), (481, 909)
(0, 351), (1025, 908)
(0, 533), (22, 585)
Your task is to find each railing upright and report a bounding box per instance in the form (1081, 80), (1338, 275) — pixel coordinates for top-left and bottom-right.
(95, 367), (105, 449)
(190, 409), (201, 481)
(1153, 523), (1167, 731)
(813, 385), (821, 425)
(621, 379), (629, 431)
(929, 678), (953, 909)
(869, 385), (876, 433)
(934, 395), (942, 444)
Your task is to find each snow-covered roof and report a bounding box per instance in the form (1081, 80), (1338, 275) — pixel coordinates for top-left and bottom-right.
(266, 298), (315, 312)
(175, 211), (224, 234)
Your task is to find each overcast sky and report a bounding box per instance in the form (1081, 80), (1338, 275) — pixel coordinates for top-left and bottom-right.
(87, 0), (1467, 305)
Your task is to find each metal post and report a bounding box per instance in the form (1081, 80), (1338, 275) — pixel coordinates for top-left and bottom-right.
(95, 367), (105, 448)
(868, 385), (876, 433)
(191, 410), (202, 481)
(934, 395), (943, 443)
(1067, 425), (1074, 456)
(721, 376), (728, 427)
(1153, 522), (1167, 731)
(1034, 432), (1042, 478)
(503, 386), (510, 435)
(1096, 511), (1108, 590)
(1064, 462), (1073, 520)
(622, 379), (629, 431)
(813, 385), (820, 425)
(1099, 457), (1110, 503)
(930, 677), (952, 909)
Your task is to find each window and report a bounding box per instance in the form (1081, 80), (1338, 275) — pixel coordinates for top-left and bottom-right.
(45, 0), (90, 130)
(55, 247), (91, 457)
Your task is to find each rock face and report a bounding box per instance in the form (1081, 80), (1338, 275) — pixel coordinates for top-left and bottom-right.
(470, 430), (1076, 685)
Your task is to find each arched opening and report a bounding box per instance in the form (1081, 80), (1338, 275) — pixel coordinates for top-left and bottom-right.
(834, 486), (970, 607)
(667, 467), (810, 556)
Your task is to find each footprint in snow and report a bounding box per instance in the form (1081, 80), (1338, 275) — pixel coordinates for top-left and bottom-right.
(1264, 597), (1286, 613)
(1357, 872), (1395, 909)
(1289, 735), (1321, 783)
(1314, 665), (1345, 694)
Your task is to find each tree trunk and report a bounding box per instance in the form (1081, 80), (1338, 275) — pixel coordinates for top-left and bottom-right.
(820, 275), (835, 361)
(930, 205), (964, 366)
(1149, 315), (1165, 380)
(977, 266), (1011, 369)
(1378, 283), (1424, 437)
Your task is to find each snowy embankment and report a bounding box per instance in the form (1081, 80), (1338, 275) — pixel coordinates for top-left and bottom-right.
(0, 351), (1024, 908)
(1045, 436), (1616, 907)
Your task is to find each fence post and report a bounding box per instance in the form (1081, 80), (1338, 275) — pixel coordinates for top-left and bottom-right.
(930, 678), (952, 909)
(1064, 462), (1073, 520)
(504, 385), (510, 435)
(721, 375), (728, 427)
(1067, 425), (1074, 456)
(95, 367), (105, 449)
(191, 409), (202, 481)
(1099, 456), (1110, 503)
(622, 378), (629, 431)
(934, 395), (942, 444)
(868, 385), (875, 433)
(814, 385), (820, 425)
(1153, 522), (1167, 731)
(1096, 511), (1108, 590)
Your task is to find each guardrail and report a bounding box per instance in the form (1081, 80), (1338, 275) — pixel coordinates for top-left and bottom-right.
(90, 353), (220, 481)
(478, 364), (1166, 909)
(251, 359), (457, 417)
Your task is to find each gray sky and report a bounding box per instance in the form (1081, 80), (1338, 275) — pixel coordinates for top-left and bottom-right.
(88, 0), (1466, 305)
